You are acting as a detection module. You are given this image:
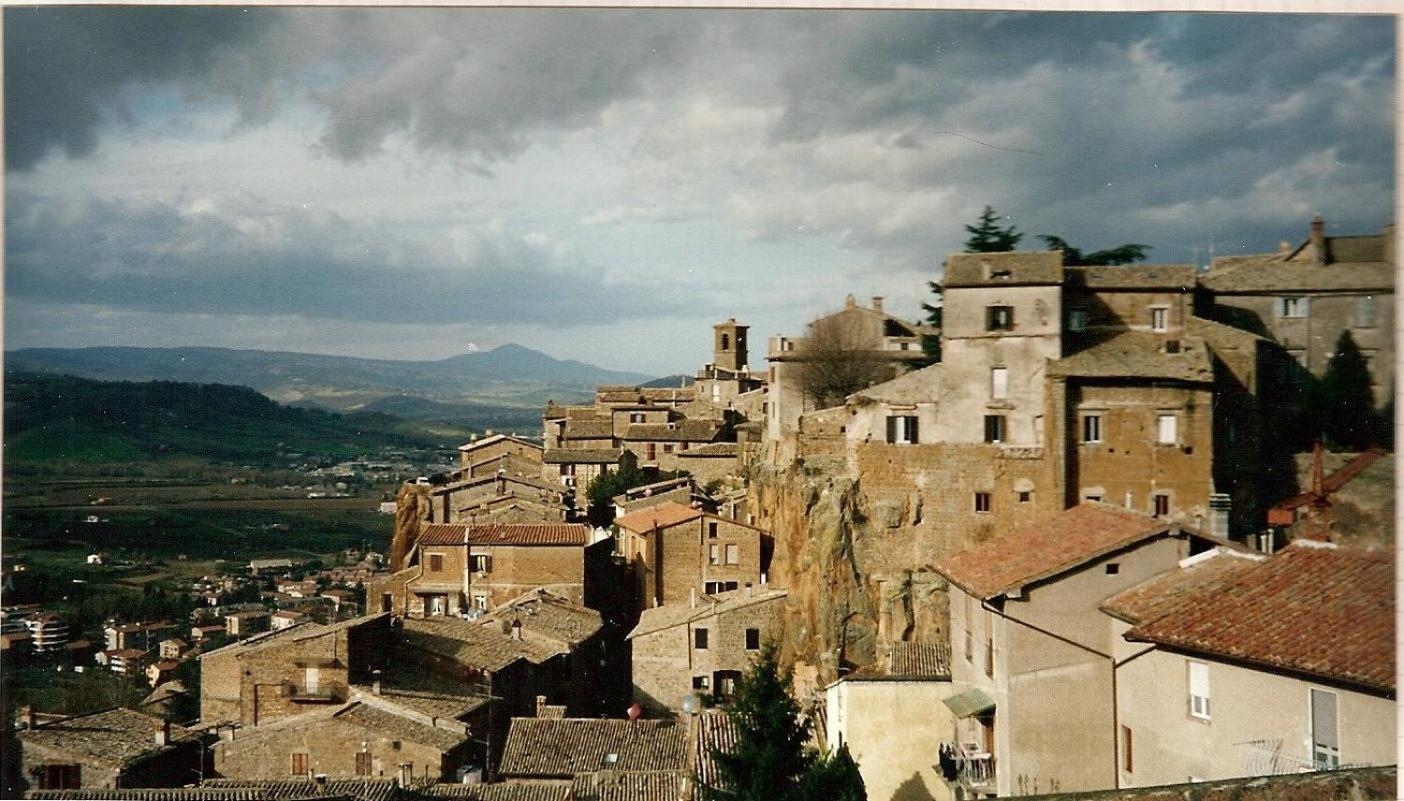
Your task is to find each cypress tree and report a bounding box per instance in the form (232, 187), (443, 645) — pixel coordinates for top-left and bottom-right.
(703, 642), (811, 801)
(801, 744), (867, 801)
(963, 206), (1022, 253)
(1318, 331), (1382, 450)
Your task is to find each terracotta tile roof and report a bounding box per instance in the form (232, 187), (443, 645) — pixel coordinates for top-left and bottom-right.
(693, 710), (739, 791)
(613, 502), (703, 534)
(418, 783), (573, 801)
(18, 707), (196, 769)
(1100, 548), (1266, 624)
(352, 670), (490, 720)
(573, 771), (693, 801)
(435, 472), (562, 496)
(401, 616), (559, 671)
(457, 434), (543, 454)
(627, 590), (788, 640)
(542, 449), (625, 465)
(563, 420), (616, 440)
(481, 589), (604, 649)
(499, 718), (689, 778)
(1049, 333), (1214, 383)
(887, 642), (952, 679)
(943, 250), (1064, 288)
(615, 488), (700, 516)
(935, 504), (1172, 600)
(1125, 542), (1394, 692)
(675, 442), (739, 458)
(25, 791), (269, 800)
(201, 778), (400, 801)
(334, 703), (469, 752)
(1200, 258), (1393, 293)
(621, 421), (721, 443)
(849, 363), (940, 404)
(1065, 264), (1196, 290)
(418, 523), (589, 547)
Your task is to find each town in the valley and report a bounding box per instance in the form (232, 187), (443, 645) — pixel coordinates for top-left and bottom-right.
(3, 213), (1395, 801)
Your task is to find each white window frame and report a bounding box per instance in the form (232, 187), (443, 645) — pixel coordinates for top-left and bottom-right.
(1309, 688), (1341, 769)
(889, 415), (918, 445)
(708, 544), (721, 566)
(990, 367), (1009, 401)
(1354, 295), (1377, 328)
(1151, 306), (1169, 333)
(1187, 661), (1210, 720)
(1157, 414), (1178, 445)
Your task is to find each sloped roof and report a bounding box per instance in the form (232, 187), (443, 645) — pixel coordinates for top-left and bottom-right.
(1125, 542), (1394, 693)
(622, 421), (721, 443)
(351, 670), (490, 720)
(849, 363), (940, 404)
(563, 420), (616, 440)
(613, 502), (704, 534)
(1065, 264), (1196, 290)
(481, 589), (604, 648)
(628, 589), (788, 640)
(18, 708), (196, 769)
(200, 778), (399, 801)
(693, 710), (739, 790)
(935, 504), (1172, 600)
(573, 771), (694, 801)
(458, 434), (543, 454)
(542, 449), (625, 465)
(418, 523), (589, 547)
(334, 703), (469, 752)
(1200, 259), (1393, 293)
(1100, 548), (1265, 625)
(200, 615), (389, 660)
(1049, 333), (1213, 383)
(943, 250), (1063, 288)
(419, 783), (573, 801)
(401, 616), (559, 671)
(676, 442), (739, 458)
(498, 718), (689, 778)
(841, 641), (951, 682)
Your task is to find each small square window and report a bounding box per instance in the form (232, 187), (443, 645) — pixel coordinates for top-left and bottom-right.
(694, 628), (709, 650)
(984, 415), (1006, 444)
(693, 675), (710, 690)
(1156, 414), (1178, 445)
(1153, 494), (1171, 518)
(1278, 297), (1309, 318)
(986, 306), (1015, 332)
(1082, 414), (1103, 444)
(1105, 563), (1120, 575)
(428, 554), (443, 572)
(974, 492), (992, 513)
(745, 628), (761, 650)
(1069, 309), (1088, 332)
(1018, 490), (1032, 503)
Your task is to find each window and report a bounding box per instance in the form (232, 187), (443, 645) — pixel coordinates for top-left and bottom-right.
(1085, 493), (1104, 503)
(705, 581), (739, 594)
(1122, 726), (1133, 773)
(990, 367), (1009, 400)
(1082, 414), (1103, 443)
(963, 595), (973, 662)
(984, 415), (1006, 443)
(38, 764), (80, 790)
(559, 464), (574, 477)
(708, 522), (718, 539)
(292, 753), (310, 776)
(1105, 562), (1120, 575)
(646, 443), (656, 461)
(984, 637), (994, 678)
(709, 544), (720, 566)
(1156, 414), (1178, 445)
(1151, 307), (1168, 332)
(693, 675), (711, 690)
(1355, 295), (1377, 328)
(473, 595), (488, 611)
(1153, 494), (1171, 518)
(1018, 490), (1032, 503)
(886, 415), (918, 445)
(1069, 308), (1088, 332)
(974, 492), (992, 513)
(630, 412), (645, 423)
(471, 554), (491, 573)
(381, 593), (393, 613)
(304, 667), (320, 694)
(1277, 296), (1309, 318)
(1310, 689), (1340, 768)
(694, 628), (709, 650)
(356, 752), (372, 776)
(1187, 661), (1210, 720)
(746, 628), (761, 650)
(725, 544), (739, 565)
(721, 333), (730, 351)
(986, 306), (1015, 332)
(428, 554), (443, 573)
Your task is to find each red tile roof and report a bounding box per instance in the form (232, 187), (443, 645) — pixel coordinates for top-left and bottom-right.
(613, 502), (703, 534)
(418, 523), (589, 547)
(1125, 542), (1394, 692)
(935, 503), (1172, 599)
(1101, 548), (1265, 624)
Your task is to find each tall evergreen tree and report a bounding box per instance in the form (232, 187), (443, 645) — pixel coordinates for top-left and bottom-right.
(964, 206), (1022, 253)
(801, 745), (867, 801)
(1039, 235), (1151, 265)
(703, 642), (811, 801)
(1317, 331), (1382, 450)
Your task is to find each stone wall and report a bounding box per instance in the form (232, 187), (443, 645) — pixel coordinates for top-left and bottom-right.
(214, 715), (461, 783)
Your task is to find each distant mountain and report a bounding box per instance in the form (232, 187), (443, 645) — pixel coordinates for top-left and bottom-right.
(3, 372), (469, 464)
(5, 344), (654, 414)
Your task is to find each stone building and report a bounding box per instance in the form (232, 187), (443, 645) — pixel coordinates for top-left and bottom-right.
(457, 434), (544, 477)
(540, 449), (624, 493)
(18, 708), (202, 791)
(1108, 542), (1394, 787)
(199, 615), (392, 727)
(694, 318), (764, 410)
(496, 718), (690, 781)
(613, 502), (771, 610)
(426, 473), (574, 525)
(225, 611), (270, 639)
(369, 523), (598, 616)
(933, 504), (1219, 798)
(825, 642), (954, 801)
(626, 589), (787, 715)
(1199, 215), (1394, 406)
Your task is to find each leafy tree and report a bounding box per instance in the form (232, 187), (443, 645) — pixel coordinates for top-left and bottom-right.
(585, 451), (680, 527)
(964, 206), (1023, 253)
(703, 642), (811, 801)
(1039, 235), (1151, 266)
(1316, 331), (1383, 450)
(801, 745), (867, 801)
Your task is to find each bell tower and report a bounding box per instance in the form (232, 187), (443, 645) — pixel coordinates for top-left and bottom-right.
(713, 318), (748, 373)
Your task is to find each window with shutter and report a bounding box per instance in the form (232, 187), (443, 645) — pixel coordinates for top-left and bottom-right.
(1151, 307), (1168, 332)
(708, 544), (720, 566)
(991, 367), (1009, 400)
(984, 415), (1006, 443)
(292, 753), (310, 776)
(356, 752), (373, 776)
(1310, 689), (1340, 768)
(725, 544), (739, 565)
(1187, 661), (1210, 720)
(1082, 414), (1102, 443)
(1157, 414), (1178, 444)
(1355, 295), (1377, 328)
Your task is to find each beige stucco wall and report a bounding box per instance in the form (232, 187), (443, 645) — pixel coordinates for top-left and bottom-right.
(826, 679), (955, 801)
(1114, 638), (1396, 787)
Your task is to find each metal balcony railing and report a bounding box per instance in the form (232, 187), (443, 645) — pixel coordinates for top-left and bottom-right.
(939, 743), (996, 789)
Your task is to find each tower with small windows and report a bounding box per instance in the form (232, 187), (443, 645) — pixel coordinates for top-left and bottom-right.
(713, 319), (748, 374)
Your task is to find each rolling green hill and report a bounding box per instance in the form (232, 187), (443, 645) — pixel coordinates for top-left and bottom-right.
(3, 372), (472, 464)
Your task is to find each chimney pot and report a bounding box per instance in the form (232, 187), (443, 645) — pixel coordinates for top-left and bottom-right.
(844, 294), (856, 309)
(155, 719), (171, 746)
(872, 296), (884, 313)
(535, 695), (547, 717)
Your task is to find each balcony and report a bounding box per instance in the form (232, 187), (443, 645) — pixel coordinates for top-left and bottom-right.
(939, 742), (996, 791)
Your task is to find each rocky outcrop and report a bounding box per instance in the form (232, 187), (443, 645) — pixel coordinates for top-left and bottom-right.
(389, 482), (432, 571)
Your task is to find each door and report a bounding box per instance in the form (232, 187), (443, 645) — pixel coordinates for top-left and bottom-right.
(428, 595), (447, 616)
(1310, 689), (1339, 768)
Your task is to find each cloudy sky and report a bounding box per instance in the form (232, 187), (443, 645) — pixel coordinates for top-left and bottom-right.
(4, 9), (1394, 376)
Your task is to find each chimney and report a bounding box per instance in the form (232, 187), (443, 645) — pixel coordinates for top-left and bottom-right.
(1278, 240), (1292, 253)
(155, 719), (171, 747)
(535, 695), (548, 717)
(22, 706), (36, 729)
(844, 294), (856, 309)
(871, 296), (884, 313)
(372, 669), (382, 696)
(485, 429), (494, 437)
(1310, 214), (1326, 264)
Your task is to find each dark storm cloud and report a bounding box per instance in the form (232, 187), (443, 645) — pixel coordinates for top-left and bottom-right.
(3, 6), (278, 170)
(5, 191), (685, 326)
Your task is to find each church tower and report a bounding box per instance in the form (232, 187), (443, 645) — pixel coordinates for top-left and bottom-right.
(713, 319), (748, 373)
